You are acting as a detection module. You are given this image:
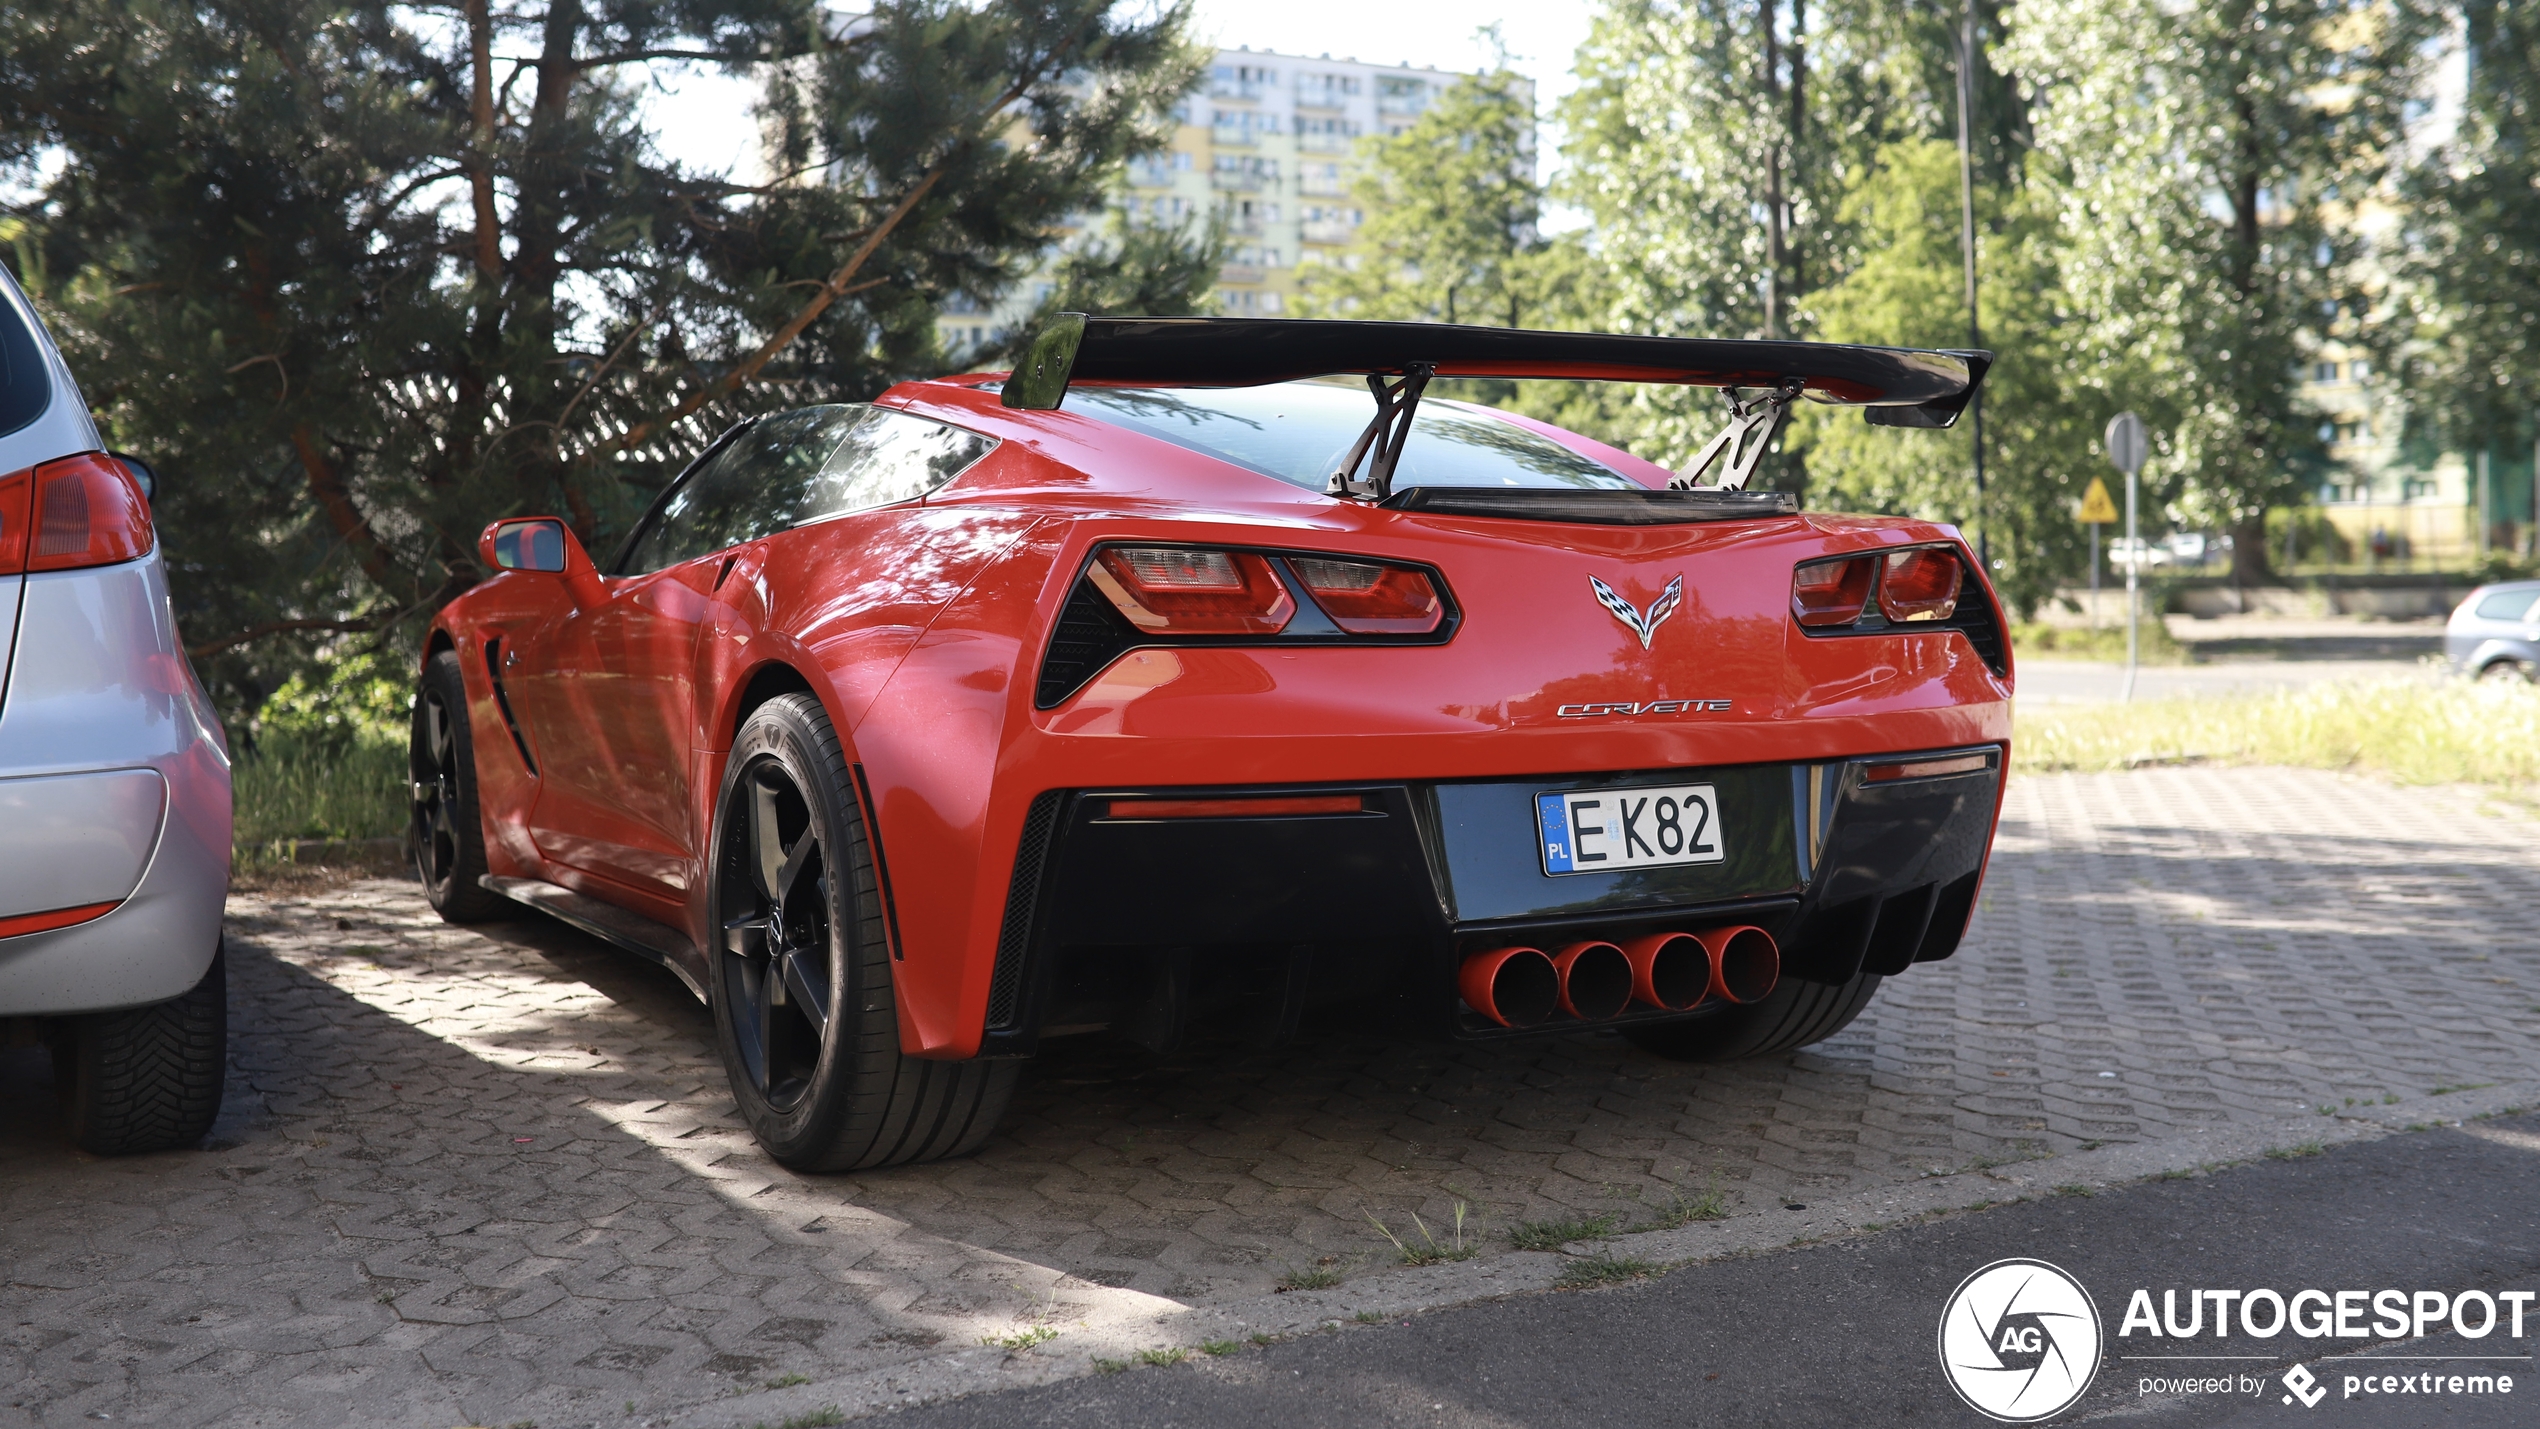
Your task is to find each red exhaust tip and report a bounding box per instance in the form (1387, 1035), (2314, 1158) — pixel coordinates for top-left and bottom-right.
(1459, 946), (1559, 1028)
(1622, 932), (1711, 1011)
(1550, 941), (1632, 1021)
(1697, 926), (1780, 1004)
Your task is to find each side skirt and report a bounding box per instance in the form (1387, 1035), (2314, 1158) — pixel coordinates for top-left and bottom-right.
(479, 874), (707, 1002)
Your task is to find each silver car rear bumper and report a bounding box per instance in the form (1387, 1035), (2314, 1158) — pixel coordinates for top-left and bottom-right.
(0, 548), (232, 1014)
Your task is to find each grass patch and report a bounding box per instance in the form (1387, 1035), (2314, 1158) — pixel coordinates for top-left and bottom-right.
(2265, 1141), (2326, 1160)
(1367, 1202), (1475, 1267)
(980, 1325), (1057, 1352)
(1200, 1338), (1244, 1357)
(1556, 1255), (1656, 1290)
(2013, 678), (2540, 791)
(2053, 1184), (2094, 1198)
(1509, 1212), (1621, 1252)
(2431, 1083), (2495, 1096)
(2011, 619), (2188, 664)
(232, 725), (409, 859)
(1276, 1262), (1345, 1293)
(1353, 1309), (1384, 1323)
(764, 1373), (811, 1389)
(1092, 1357), (1129, 1375)
(1133, 1347), (1188, 1367)
(1637, 1178), (1731, 1231)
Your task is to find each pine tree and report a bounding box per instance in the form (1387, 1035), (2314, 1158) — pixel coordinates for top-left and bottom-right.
(0, 0), (1202, 719)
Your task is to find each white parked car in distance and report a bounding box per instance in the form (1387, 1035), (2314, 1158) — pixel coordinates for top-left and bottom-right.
(0, 265), (233, 1153)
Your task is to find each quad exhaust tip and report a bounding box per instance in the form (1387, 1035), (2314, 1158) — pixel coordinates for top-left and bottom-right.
(1700, 925), (1780, 1004)
(1460, 945), (1560, 1028)
(1460, 925), (1778, 1027)
(1551, 941), (1633, 1021)
(1622, 931), (1711, 1011)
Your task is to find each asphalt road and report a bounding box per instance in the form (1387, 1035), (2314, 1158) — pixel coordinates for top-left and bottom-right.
(880, 1114), (2540, 1429)
(2015, 615), (2446, 705)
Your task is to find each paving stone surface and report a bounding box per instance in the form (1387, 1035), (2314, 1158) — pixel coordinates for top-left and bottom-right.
(5, 767), (2539, 1427)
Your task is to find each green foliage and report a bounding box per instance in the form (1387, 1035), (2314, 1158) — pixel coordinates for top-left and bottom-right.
(981, 211), (1224, 364)
(1555, 1254), (1655, 1289)
(1798, 139), (2107, 616)
(1509, 1212), (1621, 1252)
(1, 0), (1203, 723)
(2000, 0), (2438, 582)
(1299, 68), (1542, 332)
(1556, 0), (2025, 482)
(2401, 1), (2540, 455)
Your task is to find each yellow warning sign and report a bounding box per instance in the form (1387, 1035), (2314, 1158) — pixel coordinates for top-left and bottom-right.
(2078, 477), (2119, 524)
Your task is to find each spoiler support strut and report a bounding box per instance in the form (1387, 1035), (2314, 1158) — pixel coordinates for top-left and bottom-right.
(1670, 380), (1805, 492)
(1327, 363), (1435, 501)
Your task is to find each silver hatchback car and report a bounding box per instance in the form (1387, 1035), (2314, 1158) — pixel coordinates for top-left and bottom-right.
(0, 266), (233, 1153)
(2447, 580), (2540, 682)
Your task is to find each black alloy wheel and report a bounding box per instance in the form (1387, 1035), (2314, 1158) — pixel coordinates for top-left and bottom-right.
(409, 650), (504, 922)
(719, 759), (835, 1110)
(707, 693), (1017, 1171)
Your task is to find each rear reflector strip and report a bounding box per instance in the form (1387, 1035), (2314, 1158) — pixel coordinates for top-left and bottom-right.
(0, 900), (122, 940)
(1865, 753), (1994, 782)
(1104, 794), (1364, 819)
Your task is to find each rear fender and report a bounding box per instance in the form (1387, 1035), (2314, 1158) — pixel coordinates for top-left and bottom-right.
(851, 521), (1073, 1057)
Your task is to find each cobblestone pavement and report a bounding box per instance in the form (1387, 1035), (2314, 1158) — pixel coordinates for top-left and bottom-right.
(6, 767), (2540, 1428)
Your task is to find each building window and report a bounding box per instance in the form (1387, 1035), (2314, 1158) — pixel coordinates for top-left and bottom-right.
(2313, 361), (2338, 382)
(2349, 358), (2370, 379)
(1300, 162), (1346, 197)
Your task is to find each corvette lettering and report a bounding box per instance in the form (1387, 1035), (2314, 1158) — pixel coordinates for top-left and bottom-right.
(1557, 699), (1734, 717)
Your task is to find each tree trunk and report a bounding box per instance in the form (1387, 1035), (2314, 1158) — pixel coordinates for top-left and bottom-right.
(2229, 511), (2273, 586)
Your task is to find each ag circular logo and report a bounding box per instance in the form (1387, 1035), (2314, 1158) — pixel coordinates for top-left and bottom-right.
(1938, 1258), (2104, 1422)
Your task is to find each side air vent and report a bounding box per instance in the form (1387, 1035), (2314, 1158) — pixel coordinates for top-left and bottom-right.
(986, 791), (1065, 1029)
(1035, 578), (1140, 709)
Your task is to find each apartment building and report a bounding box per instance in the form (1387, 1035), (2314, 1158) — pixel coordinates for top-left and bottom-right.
(936, 46), (1528, 353)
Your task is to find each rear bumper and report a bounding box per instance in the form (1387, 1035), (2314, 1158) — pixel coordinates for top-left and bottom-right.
(0, 550), (233, 1015)
(974, 745), (2004, 1056)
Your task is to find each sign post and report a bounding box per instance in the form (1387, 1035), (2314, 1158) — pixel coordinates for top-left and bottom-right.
(2078, 476), (2118, 628)
(2104, 413), (2149, 702)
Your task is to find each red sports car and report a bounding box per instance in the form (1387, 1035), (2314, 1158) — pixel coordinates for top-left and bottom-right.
(411, 318), (2011, 1171)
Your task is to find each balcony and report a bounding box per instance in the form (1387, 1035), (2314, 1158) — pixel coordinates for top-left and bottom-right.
(1301, 221), (1356, 245)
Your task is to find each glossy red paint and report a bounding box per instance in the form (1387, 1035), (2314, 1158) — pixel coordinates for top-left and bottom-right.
(426, 375), (2014, 1058)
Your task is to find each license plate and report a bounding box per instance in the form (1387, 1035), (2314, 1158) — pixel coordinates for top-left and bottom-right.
(1536, 783), (1725, 875)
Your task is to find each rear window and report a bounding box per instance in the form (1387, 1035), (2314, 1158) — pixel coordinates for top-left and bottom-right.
(1064, 381), (1640, 493)
(0, 288), (54, 439)
(2473, 588), (2539, 621)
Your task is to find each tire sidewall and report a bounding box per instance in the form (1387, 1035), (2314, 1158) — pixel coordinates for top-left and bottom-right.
(705, 697), (871, 1160)
(410, 651), (481, 910)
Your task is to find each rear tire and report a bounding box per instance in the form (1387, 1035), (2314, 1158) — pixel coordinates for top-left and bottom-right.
(2476, 658), (2536, 684)
(708, 693), (1017, 1171)
(58, 942), (227, 1155)
(410, 649), (507, 923)
(1621, 972), (1882, 1063)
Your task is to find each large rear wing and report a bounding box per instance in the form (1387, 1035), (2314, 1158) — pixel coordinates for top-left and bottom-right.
(998, 314), (1991, 501)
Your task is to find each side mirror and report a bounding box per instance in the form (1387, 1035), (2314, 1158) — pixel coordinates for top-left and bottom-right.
(107, 452), (157, 502)
(479, 516), (606, 608)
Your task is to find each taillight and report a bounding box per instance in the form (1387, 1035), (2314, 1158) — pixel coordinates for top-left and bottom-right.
(0, 469), (27, 574)
(1878, 548), (1963, 622)
(1089, 546), (1296, 635)
(1791, 555), (1875, 627)
(1289, 556), (1445, 635)
(1, 453), (154, 575)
